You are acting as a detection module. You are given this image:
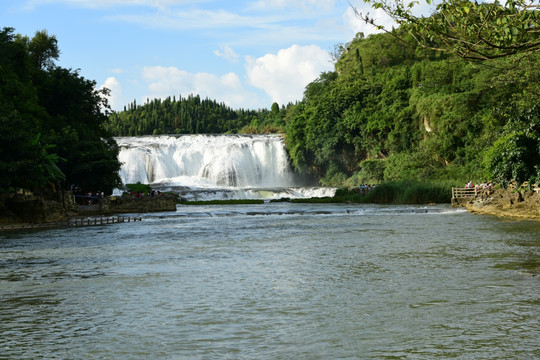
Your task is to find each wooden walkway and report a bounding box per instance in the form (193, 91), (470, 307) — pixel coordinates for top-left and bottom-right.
(0, 216), (142, 232)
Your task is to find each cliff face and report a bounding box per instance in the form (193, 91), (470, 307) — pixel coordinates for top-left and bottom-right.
(464, 188), (540, 221)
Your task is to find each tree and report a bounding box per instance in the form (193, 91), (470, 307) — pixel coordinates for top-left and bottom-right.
(0, 27), (63, 192)
(483, 132), (539, 186)
(356, 0), (540, 61)
(0, 113), (64, 191)
(17, 29), (60, 70)
(483, 104), (540, 186)
(0, 27), (121, 194)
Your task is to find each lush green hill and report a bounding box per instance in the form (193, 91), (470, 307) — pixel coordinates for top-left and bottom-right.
(284, 30), (539, 187)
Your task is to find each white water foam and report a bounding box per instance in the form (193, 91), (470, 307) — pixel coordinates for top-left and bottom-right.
(115, 135), (334, 200)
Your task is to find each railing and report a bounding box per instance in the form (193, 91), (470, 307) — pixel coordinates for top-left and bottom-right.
(452, 187), (478, 198)
(0, 216), (142, 232)
(70, 216), (142, 227)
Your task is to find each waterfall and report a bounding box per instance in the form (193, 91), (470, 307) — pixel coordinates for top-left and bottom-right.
(115, 135), (335, 200)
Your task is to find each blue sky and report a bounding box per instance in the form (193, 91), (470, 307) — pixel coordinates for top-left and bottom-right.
(1, 0), (398, 111)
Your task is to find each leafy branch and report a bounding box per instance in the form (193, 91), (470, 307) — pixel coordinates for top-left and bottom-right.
(354, 0), (540, 62)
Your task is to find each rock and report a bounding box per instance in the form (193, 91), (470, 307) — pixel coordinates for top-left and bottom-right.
(464, 188), (540, 221)
(0, 191), (76, 224)
(1, 190), (177, 226)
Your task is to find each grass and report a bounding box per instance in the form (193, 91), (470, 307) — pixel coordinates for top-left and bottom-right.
(126, 182), (152, 194)
(356, 180), (455, 204)
(175, 180), (457, 205)
(290, 180), (456, 204)
(178, 199), (265, 205)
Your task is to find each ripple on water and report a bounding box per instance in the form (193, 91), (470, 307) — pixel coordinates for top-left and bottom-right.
(0, 203), (539, 359)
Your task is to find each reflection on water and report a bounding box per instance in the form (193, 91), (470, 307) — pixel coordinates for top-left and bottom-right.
(1, 203), (539, 359)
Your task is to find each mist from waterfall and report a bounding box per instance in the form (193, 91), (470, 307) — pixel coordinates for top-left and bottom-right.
(115, 135), (334, 200)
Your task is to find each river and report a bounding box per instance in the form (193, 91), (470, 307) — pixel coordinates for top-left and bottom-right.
(1, 203), (539, 359)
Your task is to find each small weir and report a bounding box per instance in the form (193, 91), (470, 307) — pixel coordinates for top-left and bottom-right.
(0, 216), (142, 232)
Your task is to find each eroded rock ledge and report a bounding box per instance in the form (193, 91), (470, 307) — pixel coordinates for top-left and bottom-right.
(459, 188), (540, 221)
(1, 191), (177, 225)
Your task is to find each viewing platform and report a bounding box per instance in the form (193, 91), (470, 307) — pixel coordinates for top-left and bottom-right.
(452, 183), (540, 208)
(451, 186), (493, 207)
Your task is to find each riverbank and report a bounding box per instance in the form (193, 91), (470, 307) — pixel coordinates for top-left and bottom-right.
(462, 188), (540, 221)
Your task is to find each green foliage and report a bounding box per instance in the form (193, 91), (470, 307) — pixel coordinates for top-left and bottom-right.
(126, 182), (152, 194)
(483, 132), (537, 186)
(357, 0), (540, 61)
(284, 22), (539, 188)
(483, 104), (540, 186)
(106, 96), (292, 136)
(0, 27), (121, 194)
(21, 29), (60, 70)
(346, 159), (386, 185)
(363, 180), (455, 204)
(298, 180), (454, 204)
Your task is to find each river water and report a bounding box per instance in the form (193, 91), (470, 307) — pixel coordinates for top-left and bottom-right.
(1, 203), (539, 359)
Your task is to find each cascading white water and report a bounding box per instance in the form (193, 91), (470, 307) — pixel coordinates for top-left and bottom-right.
(115, 135), (335, 200)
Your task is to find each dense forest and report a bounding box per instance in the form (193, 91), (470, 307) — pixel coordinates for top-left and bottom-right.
(287, 0), (539, 187)
(285, 31), (539, 187)
(105, 96), (292, 135)
(0, 27), (121, 194)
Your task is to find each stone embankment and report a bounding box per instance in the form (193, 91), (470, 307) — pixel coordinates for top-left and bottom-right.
(0, 190), (177, 227)
(0, 190), (78, 225)
(79, 195), (177, 215)
(455, 188), (540, 221)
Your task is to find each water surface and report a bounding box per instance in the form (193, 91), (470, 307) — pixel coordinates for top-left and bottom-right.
(1, 203), (539, 359)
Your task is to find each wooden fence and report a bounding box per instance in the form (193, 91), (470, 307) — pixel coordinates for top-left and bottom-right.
(0, 216), (142, 232)
(452, 187), (478, 198)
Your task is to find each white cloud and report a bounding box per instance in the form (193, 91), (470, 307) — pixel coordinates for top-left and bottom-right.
(99, 76), (124, 111)
(110, 67), (124, 74)
(344, 0), (435, 36)
(140, 66), (264, 108)
(245, 44), (332, 105)
(343, 6), (396, 37)
(248, 0), (335, 12)
(108, 9), (257, 30)
(214, 46), (240, 63)
(22, 0), (200, 10)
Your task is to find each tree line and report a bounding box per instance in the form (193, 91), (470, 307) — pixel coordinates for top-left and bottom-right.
(105, 95), (293, 136)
